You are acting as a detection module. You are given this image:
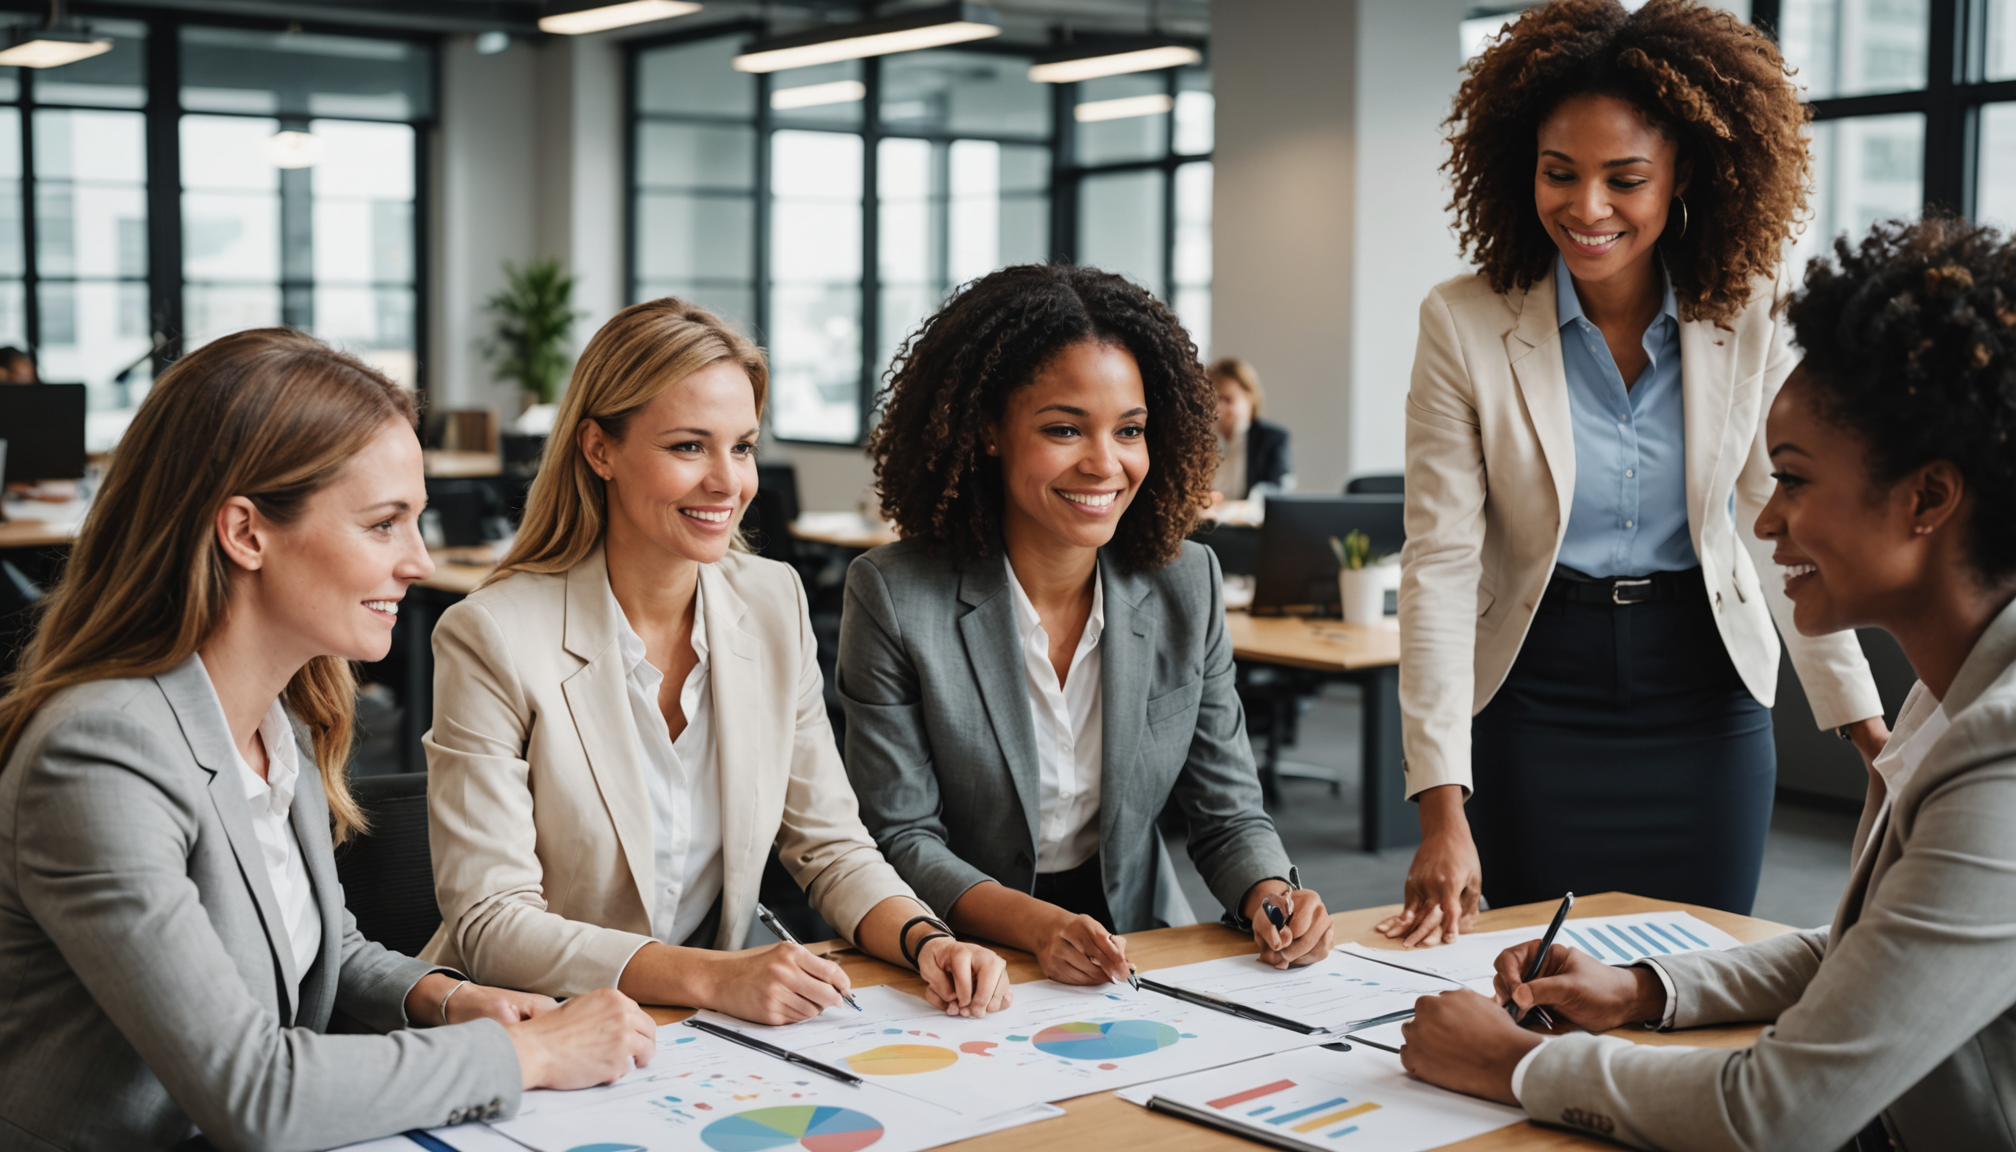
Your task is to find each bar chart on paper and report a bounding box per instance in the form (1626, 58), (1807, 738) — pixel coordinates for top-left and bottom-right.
(1117, 1046), (1526, 1152)
(1342, 911), (1742, 985)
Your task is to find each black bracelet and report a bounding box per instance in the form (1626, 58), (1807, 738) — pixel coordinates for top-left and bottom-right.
(905, 933), (954, 972)
(897, 914), (950, 968)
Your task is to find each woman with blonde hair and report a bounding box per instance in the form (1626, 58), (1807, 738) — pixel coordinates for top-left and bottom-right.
(420, 298), (1012, 1023)
(0, 329), (654, 1151)
(1205, 357), (1292, 499)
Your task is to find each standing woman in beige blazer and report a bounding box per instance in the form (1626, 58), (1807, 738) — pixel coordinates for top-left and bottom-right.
(421, 299), (1011, 1023)
(1382, 0), (1888, 943)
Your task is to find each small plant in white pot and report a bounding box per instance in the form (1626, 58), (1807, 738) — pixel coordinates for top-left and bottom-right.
(1330, 530), (1389, 625)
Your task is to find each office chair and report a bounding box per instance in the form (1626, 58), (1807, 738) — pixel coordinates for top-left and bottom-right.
(334, 772), (440, 958)
(1344, 474), (1404, 495)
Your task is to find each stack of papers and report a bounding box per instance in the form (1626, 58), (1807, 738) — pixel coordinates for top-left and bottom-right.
(1343, 910), (1743, 985)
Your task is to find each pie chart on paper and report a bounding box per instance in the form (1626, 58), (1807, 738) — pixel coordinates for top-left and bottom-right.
(844, 1043), (958, 1075)
(1031, 1020), (1181, 1060)
(700, 1105), (886, 1152)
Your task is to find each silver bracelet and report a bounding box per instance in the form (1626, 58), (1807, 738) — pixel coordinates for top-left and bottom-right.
(438, 978), (470, 1026)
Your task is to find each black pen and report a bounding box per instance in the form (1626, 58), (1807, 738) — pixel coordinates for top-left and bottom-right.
(1137, 977), (1321, 1034)
(684, 1018), (863, 1086)
(755, 900), (860, 1012)
(1506, 892), (1573, 1028)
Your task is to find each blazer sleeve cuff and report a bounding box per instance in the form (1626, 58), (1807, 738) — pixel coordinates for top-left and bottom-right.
(1401, 759), (1472, 800)
(809, 858), (923, 944)
(1808, 682), (1886, 733)
(345, 952), (461, 1033)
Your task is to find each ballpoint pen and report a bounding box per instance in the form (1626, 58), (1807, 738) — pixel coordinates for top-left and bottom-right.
(685, 1018), (863, 1086)
(1506, 892), (1573, 1030)
(755, 900), (860, 1012)
(1136, 977), (1322, 1034)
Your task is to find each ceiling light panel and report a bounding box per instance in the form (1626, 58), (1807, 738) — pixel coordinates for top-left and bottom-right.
(1074, 93), (1174, 122)
(0, 36), (110, 69)
(1029, 44), (1202, 84)
(539, 0), (702, 35)
(771, 79), (867, 110)
(733, 4), (1001, 73)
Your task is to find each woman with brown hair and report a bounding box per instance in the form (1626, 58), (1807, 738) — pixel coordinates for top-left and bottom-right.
(0, 329), (653, 1151)
(1205, 356), (1292, 500)
(837, 264), (1335, 986)
(420, 298), (1012, 1024)
(1383, 0), (1888, 942)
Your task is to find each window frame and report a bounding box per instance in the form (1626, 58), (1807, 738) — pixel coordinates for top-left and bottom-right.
(1754, 0), (2016, 218)
(624, 26), (1211, 447)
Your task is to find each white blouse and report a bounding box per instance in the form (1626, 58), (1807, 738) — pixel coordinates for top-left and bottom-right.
(199, 657), (320, 1004)
(614, 579), (726, 947)
(1004, 556), (1105, 874)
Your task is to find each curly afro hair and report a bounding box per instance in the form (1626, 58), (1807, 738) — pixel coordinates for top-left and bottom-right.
(867, 264), (1216, 571)
(1447, 0), (1808, 325)
(1786, 216), (2016, 583)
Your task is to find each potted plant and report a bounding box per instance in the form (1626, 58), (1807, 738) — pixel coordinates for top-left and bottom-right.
(483, 258), (581, 426)
(1330, 530), (1388, 625)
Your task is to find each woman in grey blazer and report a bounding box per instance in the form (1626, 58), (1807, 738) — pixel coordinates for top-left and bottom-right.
(1400, 219), (2016, 1151)
(0, 330), (652, 1152)
(838, 264), (1336, 987)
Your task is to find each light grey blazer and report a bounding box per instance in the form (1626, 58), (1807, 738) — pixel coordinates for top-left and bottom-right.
(1518, 595), (2016, 1152)
(0, 656), (522, 1152)
(837, 537), (1291, 934)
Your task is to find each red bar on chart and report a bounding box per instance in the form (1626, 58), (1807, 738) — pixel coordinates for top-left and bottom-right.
(1207, 1080), (1298, 1110)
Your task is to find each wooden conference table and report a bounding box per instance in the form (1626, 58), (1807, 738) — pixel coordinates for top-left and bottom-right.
(644, 891), (1783, 1152)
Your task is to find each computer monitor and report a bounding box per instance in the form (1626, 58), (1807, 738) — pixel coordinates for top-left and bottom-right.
(1251, 494), (1405, 616)
(0, 384), (86, 484)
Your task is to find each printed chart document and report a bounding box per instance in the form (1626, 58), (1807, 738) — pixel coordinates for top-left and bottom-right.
(1147, 950), (1465, 1033)
(1118, 1045), (1526, 1152)
(1343, 910), (1743, 985)
(487, 1022), (1059, 1152)
(693, 978), (1330, 1112)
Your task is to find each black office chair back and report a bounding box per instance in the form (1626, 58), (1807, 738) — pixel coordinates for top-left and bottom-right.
(1345, 474), (1404, 495)
(335, 772), (440, 958)
(741, 485), (798, 562)
(757, 461), (801, 525)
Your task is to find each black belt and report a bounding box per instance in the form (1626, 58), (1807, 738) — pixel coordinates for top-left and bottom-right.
(1544, 565), (1704, 606)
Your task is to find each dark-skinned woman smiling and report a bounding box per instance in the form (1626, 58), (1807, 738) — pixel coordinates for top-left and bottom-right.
(1384, 0), (1889, 947)
(835, 264), (1337, 986)
(1401, 217), (2016, 1152)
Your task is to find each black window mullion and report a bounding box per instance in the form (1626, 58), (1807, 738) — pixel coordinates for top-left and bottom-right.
(1162, 69), (1178, 300)
(20, 67), (37, 363)
(860, 55), (881, 439)
(145, 17), (183, 375)
(1050, 79), (1075, 263)
(754, 71), (771, 348)
(1925, 0), (1968, 212)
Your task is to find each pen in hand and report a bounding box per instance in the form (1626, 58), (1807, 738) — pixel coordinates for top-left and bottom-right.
(755, 901), (860, 1012)
(1506, 892), (1573, 1030)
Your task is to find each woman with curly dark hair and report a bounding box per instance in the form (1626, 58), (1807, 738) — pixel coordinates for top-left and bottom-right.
(837, 263), (1337, 985)
(1400, 215), (2016, 1152)
(1382, 0), (1889, 943)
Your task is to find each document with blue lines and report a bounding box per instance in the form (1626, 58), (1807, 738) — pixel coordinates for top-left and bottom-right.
(1340, 911), (1742, 986)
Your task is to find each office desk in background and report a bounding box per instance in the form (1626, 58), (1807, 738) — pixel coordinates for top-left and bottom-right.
(649, 891), (1784, 1152)
(789, 509), (900, 550)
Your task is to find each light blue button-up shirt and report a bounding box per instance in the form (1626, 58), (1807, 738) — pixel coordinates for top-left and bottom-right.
(1552, 253), (1696, 579)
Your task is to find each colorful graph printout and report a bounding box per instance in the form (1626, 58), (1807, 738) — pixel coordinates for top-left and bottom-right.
(1030, 1020), (1180, 1060)
(845, 1046), (959, 1076)
(1118, 1046), (1525, 1152)
(1147, 950), (1465, 1033)
(699, 1105), (884, 1152)
(1342, 911), (1742, 985)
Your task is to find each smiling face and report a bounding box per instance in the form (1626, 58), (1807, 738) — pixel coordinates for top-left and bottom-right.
(255, 418), (434, 664)
(1756, 367), (1948, 636)
(580, 358), (760, 566)
(1534, 93), (1687, 288)
(991, 340), (1151, 557)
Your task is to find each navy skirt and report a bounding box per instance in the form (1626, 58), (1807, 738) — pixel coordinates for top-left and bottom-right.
(1467, 577), (1775, 914)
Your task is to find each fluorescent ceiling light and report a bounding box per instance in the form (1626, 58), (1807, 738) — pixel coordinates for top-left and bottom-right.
(1074, 93), (1174, 122)
(733, 3), (1000, 74)
(263, 130), (323, 169)
(771, 79), (867, 111)
(538, 0), (702, 35)
(1029, 44), (1201, 84)
(0, 29), (109, 68)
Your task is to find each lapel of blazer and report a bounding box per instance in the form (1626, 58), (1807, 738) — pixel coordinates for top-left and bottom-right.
(957, 555), (1042, 849)
(1505, 267), (1576, 526)
(700, 559), (765, 948)
(558, 548), (656, 922)
(154, 654), (301, 1022)
(1097, 551), (1153, 849)
(286, 719), (340, 1029)
(1678, 313), (1739, 546)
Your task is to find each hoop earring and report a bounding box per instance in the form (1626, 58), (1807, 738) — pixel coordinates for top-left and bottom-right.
(1674, 195), (1689, 240)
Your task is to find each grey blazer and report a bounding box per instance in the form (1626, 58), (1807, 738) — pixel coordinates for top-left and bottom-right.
(837, 537), (1291, 934)
(1518, 595), (2016, 1152)
(0, 656), (522, 1152)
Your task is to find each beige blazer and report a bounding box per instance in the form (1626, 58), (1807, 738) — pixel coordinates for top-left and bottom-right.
(1519, 596), (2016, 1151)
(1397, 266), (1884, 798)
(418, 547), (915, 998)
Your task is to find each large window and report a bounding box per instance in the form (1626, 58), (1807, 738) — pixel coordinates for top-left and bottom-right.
(1755, 0), (2016, 261)
(0, 18), (430, 448)
(629, 32), (1211, 445)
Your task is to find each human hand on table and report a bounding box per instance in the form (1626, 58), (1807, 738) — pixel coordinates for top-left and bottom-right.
(1493, 941), (1667, 1034)
(505, 987), (659, 1091)
(1398, 990), (1541, 1106)
(915, 935), (1014, 1018)
(1031, 908), (1135, 986)
(421, 973), (559, 1027)
(1374, 785), (1481, 947)
(1242, 880), (1335, 968)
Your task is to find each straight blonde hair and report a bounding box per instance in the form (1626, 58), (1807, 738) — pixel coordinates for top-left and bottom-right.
(1207, 356), (1265, 417)
(488, 298), (769, 585)
(0, 329), (414, 844)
